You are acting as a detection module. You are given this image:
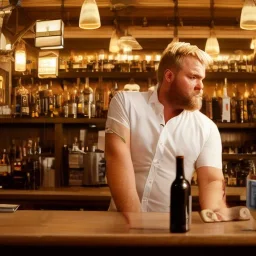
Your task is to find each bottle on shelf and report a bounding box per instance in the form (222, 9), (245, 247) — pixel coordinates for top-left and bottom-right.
(221, 78), (231, 122)
(212, 84), (222, 122)
(83, 77), (93, 118)
(0, 75), (5, 106)
(62, 83), (69, 118)
(230, 83), (238, 123)
(48, 80), (55, 117)
(170, 156), (191, 233)
(247, 86), (256, 122)
(77, 78), (85, 118)
(222, 161), (229, 186)
(68, 85), (78, 118)
(236, 89), (244, 123)
(243, 83), (249, 123)
(95, 76), (104, 118)
(246, 160), (256, 211)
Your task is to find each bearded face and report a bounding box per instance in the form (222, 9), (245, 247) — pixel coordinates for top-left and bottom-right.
(164, 57), (205, 111)
(166, 74), (203, 111)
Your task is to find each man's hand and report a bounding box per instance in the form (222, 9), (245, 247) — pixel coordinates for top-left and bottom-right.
(200, 206), (251, 222)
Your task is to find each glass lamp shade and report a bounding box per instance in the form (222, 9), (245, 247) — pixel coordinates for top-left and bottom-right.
(79, 0), (101, 29)
(240, 0), (256, 30)
(250, 38), (256, 49)
(15, 41), (26, 72)
(109, 29), (120, 53)
(118, 35), (143, 50)
(205, 31), (220, 57)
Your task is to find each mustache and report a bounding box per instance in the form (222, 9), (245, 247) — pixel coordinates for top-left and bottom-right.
(194, 90), (203, 97)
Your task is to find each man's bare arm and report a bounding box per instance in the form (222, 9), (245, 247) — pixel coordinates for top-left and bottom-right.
(197, 166), (227, 211)
(105, 127), (141, 212)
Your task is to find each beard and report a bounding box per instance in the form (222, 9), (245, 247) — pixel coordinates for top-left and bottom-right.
(167, 78), (203, 111)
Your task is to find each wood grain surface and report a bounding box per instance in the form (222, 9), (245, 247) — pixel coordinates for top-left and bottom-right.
(0, 210), (255, 247)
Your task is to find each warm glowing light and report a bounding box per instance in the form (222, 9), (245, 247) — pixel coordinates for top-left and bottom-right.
(79, 0), (101, 29)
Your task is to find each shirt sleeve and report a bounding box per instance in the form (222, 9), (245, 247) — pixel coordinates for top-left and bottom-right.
(105, 92), (130, 141)
(195, 122), (222, 170)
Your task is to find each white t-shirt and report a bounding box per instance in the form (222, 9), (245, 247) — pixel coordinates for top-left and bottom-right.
(105, 88), (222, 212)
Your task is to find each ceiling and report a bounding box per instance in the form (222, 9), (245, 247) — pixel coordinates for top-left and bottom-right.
(0, 0), (255, 53)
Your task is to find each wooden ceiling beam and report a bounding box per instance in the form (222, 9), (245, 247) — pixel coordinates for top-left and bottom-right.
(22, 25), (256, 39)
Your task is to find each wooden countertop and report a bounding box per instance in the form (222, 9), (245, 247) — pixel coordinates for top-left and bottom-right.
(0, 210), (255, 247)
(0, 186), (247, 201)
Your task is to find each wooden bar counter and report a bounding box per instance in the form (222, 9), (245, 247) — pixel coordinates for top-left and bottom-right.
(0, 210), (255, 255)
(0, 186), (246, 211)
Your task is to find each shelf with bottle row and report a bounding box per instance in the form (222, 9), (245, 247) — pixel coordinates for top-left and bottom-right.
(1, 117), (256, 128)
(11, 71), (256, 81)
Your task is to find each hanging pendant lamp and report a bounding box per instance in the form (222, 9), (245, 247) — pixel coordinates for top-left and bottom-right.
(109, 29), (120, 53)
(15, 41), (26, 72)
(240, 0), (256, 30)
(79, 0), (101, 29)
(205, 29), (220, 58)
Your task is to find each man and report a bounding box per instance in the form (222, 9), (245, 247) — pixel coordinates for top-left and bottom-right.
(104, 42), (249, 221)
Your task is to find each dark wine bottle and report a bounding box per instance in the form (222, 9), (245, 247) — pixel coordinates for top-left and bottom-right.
(170, 156), (191, 233)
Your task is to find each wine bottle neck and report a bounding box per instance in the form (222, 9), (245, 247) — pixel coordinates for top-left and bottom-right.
(176, 156), (184, 179)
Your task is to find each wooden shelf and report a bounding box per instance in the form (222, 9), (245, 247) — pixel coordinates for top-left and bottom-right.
(222, 154), (256, 160)
(205, 72), (256, 81)
(12, 71), (256, 81)
(2, 117), (256, 129)
(0, 117), (106, 125)
(216, 122), (256, 129)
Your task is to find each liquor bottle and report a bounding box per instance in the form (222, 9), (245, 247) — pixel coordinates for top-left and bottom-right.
(247, 87), (256, 122)
(236, 90), (244, 123)
(204, 94), (213, 120)
(230, 83), (238, 123)
(212, 84), (222, 122)
(68, 86), (78, 118)
(243, 83), (249, 123)
(77, 78), (85, 118)
(223, 161), (229, 186)
(48, 80), (55, 117)
(0, 75), (5, 106)
(170, 156), (191, 233)
(83, 77), (93, 118)
(221, 78), (230, 122)
(246, 160), (256, 211)
(95, 76), (104, 118)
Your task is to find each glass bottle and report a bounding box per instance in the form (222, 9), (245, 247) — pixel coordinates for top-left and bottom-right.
(230, 83), (238, 123)
(221, 78), (231, 122)
(246, 159), (256, 211)
(77, 78), (85, 118)
(170, 156), (191, 233)
(84, 77), (93, 118)
(212, 84), (222, 122)
(243, 83), (249, 123)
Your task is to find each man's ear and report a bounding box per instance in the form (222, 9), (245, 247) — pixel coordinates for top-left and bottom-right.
(164, 69), (174, 83)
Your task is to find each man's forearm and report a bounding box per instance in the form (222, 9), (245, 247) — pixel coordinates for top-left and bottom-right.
(199, 179), (227, 211)
(106, 157), (141, 212)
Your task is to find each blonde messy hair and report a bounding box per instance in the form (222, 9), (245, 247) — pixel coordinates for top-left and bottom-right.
(157, 42), (213, 84)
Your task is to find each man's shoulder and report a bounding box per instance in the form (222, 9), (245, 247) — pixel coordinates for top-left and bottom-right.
(115, 90), (151, 102)
(190, 110), (217, 128)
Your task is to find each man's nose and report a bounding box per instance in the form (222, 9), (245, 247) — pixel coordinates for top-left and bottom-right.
(195, 81), (204, 90)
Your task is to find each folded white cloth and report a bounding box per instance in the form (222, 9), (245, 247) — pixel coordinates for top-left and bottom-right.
(200, 206), (251, 222)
